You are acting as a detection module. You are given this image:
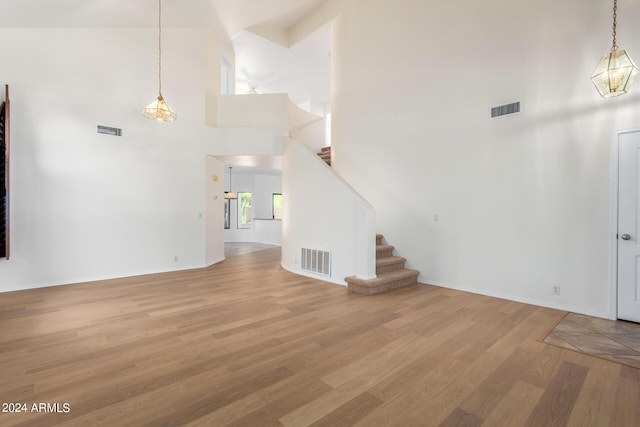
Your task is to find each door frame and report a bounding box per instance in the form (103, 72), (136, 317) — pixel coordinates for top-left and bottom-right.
(609, 127), (640, 320)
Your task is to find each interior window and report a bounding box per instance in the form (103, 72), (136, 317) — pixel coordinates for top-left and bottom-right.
(237, 192), (252, 229)
(272, 193), (283, 219)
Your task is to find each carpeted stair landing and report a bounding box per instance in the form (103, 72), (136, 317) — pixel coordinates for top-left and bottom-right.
(345, 234), (419, 295)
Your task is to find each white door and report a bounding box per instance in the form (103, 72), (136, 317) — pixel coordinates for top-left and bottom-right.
(618, 130), (640, 322)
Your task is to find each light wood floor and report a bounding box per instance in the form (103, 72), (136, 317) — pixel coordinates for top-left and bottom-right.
(0, 248), (638, 426)
(224, 242), (280, 258)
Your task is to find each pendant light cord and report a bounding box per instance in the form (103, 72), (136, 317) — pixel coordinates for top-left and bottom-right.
(611, 0), (618, 52)
(158, 0), (162, 96)
(142, 0), (176, 121)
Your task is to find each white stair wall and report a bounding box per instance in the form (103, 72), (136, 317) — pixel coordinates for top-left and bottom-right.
(282, 137), (376, 285)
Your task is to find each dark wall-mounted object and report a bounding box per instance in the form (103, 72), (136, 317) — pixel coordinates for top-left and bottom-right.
(97, 125), (122, 136)
(1, 84), (10, 259)
(491, 101), (521, 118)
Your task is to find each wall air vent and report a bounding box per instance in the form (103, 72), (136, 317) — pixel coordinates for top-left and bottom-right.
(301, 248), (331, 276)
(491, 102), (520, 118)
(97, 125), (122, 136)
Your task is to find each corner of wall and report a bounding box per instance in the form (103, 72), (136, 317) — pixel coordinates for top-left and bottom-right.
(288, 0), (341, 47)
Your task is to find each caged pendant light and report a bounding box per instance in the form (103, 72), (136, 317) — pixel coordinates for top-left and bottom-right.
(225, 167), (237, 200)
(591, 0), (638, 98)
(143, 0), (177, 121)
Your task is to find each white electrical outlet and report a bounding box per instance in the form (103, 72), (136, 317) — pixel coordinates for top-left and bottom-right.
(553, 286), (561, 295)
(174, 256), (179, 262)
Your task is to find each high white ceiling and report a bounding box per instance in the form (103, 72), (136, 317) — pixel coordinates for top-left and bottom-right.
(0, 0), (330, 171)
(0, 0), (214, 28)
(0, 0), (325, 32)
(234, 24), (331, 105)
(210, 0), (326, 38)
(0, 0), (331, 102)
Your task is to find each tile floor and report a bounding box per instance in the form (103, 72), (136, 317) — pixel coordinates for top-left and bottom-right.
(544, 312), (640, 368)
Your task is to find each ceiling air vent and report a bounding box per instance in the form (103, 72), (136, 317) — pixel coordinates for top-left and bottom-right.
(97, 125), (122, 136)
(491, 102), (520, 118)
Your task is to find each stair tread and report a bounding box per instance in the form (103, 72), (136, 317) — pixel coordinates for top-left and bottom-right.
(376, 233), (384, 240)
(376, 244), (395, 252)
(346, 268), (419, 285)
(321, 146), (332, 152)
(318, 153), (331, 159)
(377, 268), (419, 280)
(376, 256), (406, 266)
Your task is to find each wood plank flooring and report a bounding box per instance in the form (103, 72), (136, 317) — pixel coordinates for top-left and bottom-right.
(0, 248), (638, 426)
(224, 242), (280, 258)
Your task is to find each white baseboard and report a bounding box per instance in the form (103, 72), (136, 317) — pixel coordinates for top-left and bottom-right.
(424, 279), (610, 319)
(0, 263), (209, 294)
(206, 257), (225, 267)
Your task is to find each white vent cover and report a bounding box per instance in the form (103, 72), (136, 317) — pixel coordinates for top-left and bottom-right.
(301, 248), (331, 276)
(491, 102), (520, 118)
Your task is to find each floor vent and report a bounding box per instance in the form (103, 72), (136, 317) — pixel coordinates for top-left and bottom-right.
(301, 248), (331, 276)
(491, 102), (520, 118)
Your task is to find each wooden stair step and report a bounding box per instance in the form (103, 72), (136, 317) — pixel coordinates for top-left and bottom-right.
(346, 269), (419, 295)
(376, 234), (384, 245)
(318, 152), (331, 160)
(376, 244), (395, 258)
(321, 146), (332, 152)
(376, 256), (406, 274)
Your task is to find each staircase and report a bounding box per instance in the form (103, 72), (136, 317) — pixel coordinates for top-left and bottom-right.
(345, 234), (419, 295)
(317, 146), (331, 165)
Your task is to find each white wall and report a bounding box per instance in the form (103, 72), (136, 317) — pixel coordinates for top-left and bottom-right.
(291, 119), (326, 154)
(0, 27), (232, 292)
(254, 220), (282, 245)
(206, 156), (225, 265)
(298, 0), (640, 317)
(207, 94), (322, 156)
(214, 94), (287, 128)
(223, 169), (282, 243)
(254, 174), (283, 219)
(282, 138), (375, 285)
(294, 101), (328, 153)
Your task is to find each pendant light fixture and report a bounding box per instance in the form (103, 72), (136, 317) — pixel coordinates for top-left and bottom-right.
(143, 0), (177, 121)
(591, 0), (638, 98)
(225, 167), (237, 200)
